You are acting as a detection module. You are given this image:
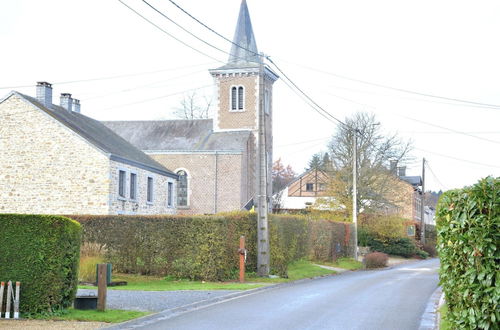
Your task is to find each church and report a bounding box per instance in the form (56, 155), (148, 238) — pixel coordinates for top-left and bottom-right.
(105, 0), (279, 215)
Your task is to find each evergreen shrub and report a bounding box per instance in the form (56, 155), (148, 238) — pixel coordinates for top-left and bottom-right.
(0, 214), (81, 314)
(73, 212), (354, 280)
(436, 177), (499, 330)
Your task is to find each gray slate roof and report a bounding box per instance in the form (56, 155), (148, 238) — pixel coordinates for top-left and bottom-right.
(400, 176), (423, 187)
(218, 0), (260, 70)
(16, 93), (176, 178)
(103, 119), (251, 152)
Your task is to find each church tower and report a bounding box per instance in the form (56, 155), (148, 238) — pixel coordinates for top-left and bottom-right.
(209, 0), (278, 204)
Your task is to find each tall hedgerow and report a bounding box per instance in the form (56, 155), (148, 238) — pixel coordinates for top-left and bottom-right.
(0, 214), (81, 314)
(436, 177), (499, 329)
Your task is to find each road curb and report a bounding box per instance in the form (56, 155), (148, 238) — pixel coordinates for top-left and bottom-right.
(418, 285), (442, 330)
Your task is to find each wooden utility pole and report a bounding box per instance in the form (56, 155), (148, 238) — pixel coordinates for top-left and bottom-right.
(420, 158), (426, 244)
(97, 264), (108, 311)
(239, 236), (246, 283)
(257, 54), (270, 276)
(352, 130), (358, 261)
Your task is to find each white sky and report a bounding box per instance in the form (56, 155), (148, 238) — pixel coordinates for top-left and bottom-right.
(1, 0), (499, 192)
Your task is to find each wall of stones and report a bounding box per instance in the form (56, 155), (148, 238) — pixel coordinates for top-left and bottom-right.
(108, 160), (176, 215)
(0, 94), (110, 214)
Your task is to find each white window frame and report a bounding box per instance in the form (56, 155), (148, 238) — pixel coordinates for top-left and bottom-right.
(129, 171), (138, 201)
(118, 169), (127, 200)
(229, 85), (245, 112)
(147, 176), (154, 204)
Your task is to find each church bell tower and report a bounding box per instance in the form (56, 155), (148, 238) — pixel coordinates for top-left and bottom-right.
(209, 0), (278, 204)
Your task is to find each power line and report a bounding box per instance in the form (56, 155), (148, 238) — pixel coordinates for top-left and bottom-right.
(0, 62), (215, 91)
(400, 115), (500, 145)
(415, 147), (500, 169)
(117, 0), (224, 63)
(424, 161), (448, 191)
(282, 60), (500, 110)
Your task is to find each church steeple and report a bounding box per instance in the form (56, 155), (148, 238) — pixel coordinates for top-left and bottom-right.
(226, 0), (260, 68)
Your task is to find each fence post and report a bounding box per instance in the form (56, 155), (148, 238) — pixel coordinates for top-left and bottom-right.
(5, 281), (12, 318)
(0, 282), (4, 318)
(238, 236), (246, 283)
(14, 282), (20, 319)
(97, 264), (108, 311)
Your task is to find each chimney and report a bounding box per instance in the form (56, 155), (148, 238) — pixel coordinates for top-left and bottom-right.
(390, 160), (397, 174)
(36, 81), (52, 107)
(398, 166), (406, 177)
(60, 93), (73, 112)
(73, 99), (81, 113)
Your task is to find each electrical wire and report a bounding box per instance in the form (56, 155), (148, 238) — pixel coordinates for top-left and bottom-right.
(117, 0), (224, 63)
(425, 161), (448, 191)
(415, 147), (500, 169)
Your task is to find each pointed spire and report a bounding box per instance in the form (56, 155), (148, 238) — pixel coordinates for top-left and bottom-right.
(227, 0), (260, 67)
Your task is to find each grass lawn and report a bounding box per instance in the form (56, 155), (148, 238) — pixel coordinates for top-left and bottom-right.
(79, 260), (338, 290)
(320, 257), (363, 270)
(32, 308), (149, 323)
(439, 304), (451, 330)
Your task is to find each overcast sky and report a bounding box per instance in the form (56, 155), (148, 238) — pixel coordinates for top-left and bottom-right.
(1, 0), (499, 191)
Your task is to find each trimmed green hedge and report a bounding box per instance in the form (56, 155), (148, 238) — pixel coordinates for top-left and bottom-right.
(0, 214), (81, 315)
(436, 177), (499, 330)
(73, 212), (354, 280)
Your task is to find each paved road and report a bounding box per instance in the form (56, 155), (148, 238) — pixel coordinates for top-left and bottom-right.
(119, 259), (439, 330)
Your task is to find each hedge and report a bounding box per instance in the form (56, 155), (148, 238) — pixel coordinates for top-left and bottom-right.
(436, 177), (499, 329)
(72, 212), (354, 280)
(0, 214), (81, 315)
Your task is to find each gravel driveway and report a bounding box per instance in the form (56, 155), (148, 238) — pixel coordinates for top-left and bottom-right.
(77, 289), (240, 312)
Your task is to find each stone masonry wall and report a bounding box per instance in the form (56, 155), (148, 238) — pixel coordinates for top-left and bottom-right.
(149, 152), (243, 215)
(0, 94), (110, 214)
(109, 160), (176, 215)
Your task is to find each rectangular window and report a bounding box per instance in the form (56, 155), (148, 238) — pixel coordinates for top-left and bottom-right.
(306, 183), (314, 192)
(319, 183), (326, 191)
(118, 170), (126, 198)
(130, 173), (137, 200)
(147, 176), (154, 203)
(167, 182), (173, 207)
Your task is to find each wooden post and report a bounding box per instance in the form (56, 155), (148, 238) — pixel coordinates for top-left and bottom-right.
(97, 264), (107, 311)
(0, 282), (4, 318)
(239, 236), (246, 283)
(5, 281), (12, 318)
(14, 282), (20, 319)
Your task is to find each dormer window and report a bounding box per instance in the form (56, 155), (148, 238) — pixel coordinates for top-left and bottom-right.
(231, 86), (244, 111)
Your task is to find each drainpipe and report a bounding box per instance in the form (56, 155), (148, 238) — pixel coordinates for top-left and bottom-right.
(214, 151), (218, 214)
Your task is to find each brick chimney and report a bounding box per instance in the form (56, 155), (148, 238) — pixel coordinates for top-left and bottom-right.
(73, 99), (81, 113)
(36, 82), (52, 107)
(390, 160), (398, 174)
(60, 93), (73, 112)
(398, 166), (406, 177)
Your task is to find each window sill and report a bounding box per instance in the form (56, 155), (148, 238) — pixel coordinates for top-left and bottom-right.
(146, 202), (154, 206)
(177, 206), (190, 209)
(229, 109), (245, 112)
(118, 197), (127, 201)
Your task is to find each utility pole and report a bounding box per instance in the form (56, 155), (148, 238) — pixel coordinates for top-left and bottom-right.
(420, 158), (426, 244)
(352, 130), (358, 261)
(257, 54), (270, 276)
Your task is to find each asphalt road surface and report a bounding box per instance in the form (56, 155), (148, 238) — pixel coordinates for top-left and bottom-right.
(128, 259), (439, 330)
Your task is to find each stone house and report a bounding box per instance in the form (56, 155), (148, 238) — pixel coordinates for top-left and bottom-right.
(0, 83), (177, 215)
(104, 0), (278, 215)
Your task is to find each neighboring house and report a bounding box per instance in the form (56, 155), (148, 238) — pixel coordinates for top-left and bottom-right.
(424, 206), (436, 225)
(104, 0), (279, 215)
(274, 165), (423, 225)
(0, 83), (177, 215)
(274, 169), (330, 210)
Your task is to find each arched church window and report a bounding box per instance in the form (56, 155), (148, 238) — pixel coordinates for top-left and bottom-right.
(177, 170), (188, 207)
(238, 86), (244, 110)
(231, 87), (237, 110)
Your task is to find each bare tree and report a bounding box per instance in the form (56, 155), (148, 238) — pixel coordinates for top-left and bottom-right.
(174, 91), (212, 120)
(316, 112), (413, 216)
